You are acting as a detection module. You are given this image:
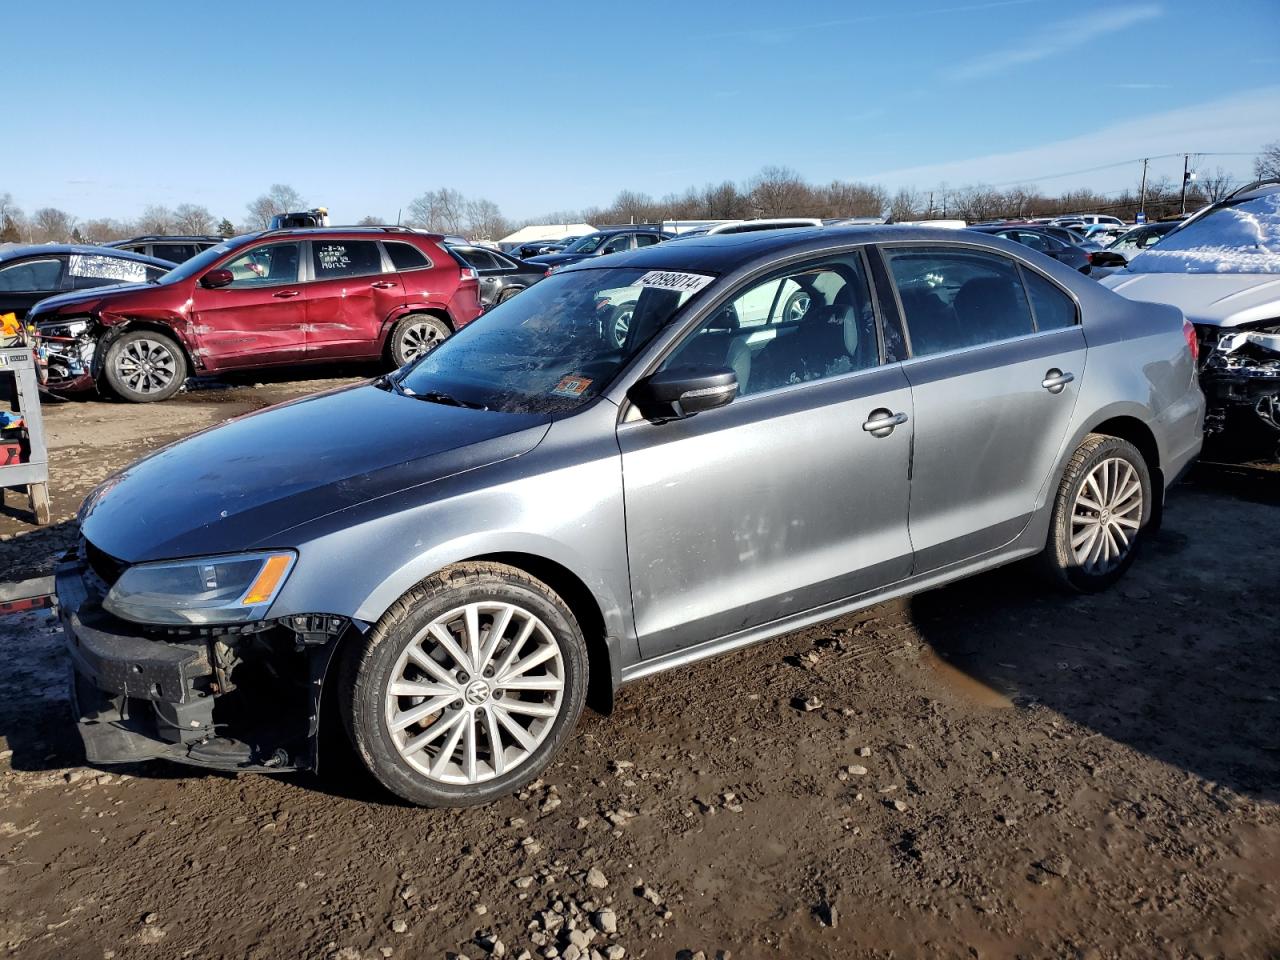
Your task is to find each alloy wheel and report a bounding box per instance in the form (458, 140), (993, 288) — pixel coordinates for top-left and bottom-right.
(785, 292), (811, 322)
(1070, 457), (1142, 574)
(399, 320), (445, 362)
(383, 601), (565, 785)
(114, 338), (178, 395)
(611, 304), (634, 347)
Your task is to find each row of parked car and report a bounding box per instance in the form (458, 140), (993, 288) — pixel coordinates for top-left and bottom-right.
(5, 185), (1278, 458)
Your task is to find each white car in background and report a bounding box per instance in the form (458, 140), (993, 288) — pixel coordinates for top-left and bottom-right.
(1101, 181), (1280, 450)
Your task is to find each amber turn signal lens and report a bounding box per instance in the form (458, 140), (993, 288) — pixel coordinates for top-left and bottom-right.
(242, 554), (293, 605)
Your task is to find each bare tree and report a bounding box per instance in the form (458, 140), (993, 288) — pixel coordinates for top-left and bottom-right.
(78, 218), (132, 243)
(749, 166), (810, 217)
(174, 203), (215, 234)
(464, 198), (509, 240)
(31, 208), (75, 243)
(137, 204), (174, 234)
(406, 188), (467, 234)
(245, 184), (305, 229)
(1254, 141), (1280, 181)
(0, 193), (23, 243)
(356, 214), (384, 226)
(888, 187), (921, 222)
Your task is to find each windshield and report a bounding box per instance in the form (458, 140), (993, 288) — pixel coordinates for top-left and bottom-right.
(396, 266), (714, 413)
(1126, 193), (1280, 275)
(562, 233), (606, 255)
(154, 238), (246, 283)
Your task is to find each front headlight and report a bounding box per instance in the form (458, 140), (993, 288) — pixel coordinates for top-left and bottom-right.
(39, 318), (90, 339)
(103, 551), (296, 625)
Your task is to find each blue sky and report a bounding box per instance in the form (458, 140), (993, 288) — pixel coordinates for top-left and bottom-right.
(6, 0), (1279, 224)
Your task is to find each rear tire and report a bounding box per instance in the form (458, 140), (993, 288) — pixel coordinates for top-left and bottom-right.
(390, 314), (451, 367)
(1039, 434), (1152, 593)
(101, 330), (187, 403)
(339, 562), (588, 807)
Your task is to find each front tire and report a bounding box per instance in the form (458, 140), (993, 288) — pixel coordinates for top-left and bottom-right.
(101, 330), (187, 403)
(340, 563), (588, 807)
(390, 314), (451, 367)
(1039, 434), (1152, 593)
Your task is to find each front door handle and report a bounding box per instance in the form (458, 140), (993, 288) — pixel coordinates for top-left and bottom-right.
(371, 281), (397, 289)
(272, 290), (300, 299)
(862, 408), (909, 437)
(1042, 369), (1074, 393)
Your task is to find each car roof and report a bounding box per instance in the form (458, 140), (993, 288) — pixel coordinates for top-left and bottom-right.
(586, 225), (669, 235)
(559, 225), (1010, 275)
(253, 227), (447, 241)
(105, 235), (223, 245)
(0, 244), (177, 267)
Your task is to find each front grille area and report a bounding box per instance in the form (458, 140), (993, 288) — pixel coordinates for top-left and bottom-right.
(84, 539), (128, 587)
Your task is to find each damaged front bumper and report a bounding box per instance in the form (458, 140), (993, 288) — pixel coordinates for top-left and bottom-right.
(57, 554), (349, 774)
(36, 333), (97, 394)
(1199, 325), (1280, 445)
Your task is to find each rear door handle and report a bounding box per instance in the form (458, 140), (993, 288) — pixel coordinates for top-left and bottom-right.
(1042, 369), (1074, 393)
(862, 409), (909, 437)
(272, 290), (300, 299)
(371, 281), (397, 289)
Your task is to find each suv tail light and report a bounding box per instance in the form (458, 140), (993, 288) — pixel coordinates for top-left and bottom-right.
(1182, 318), (1198, 363)
(459, 267), (478, 282)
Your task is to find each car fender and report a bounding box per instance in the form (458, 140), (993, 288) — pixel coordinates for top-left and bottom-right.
(355, 529), (628, 682)
(94, 310), (201, 374)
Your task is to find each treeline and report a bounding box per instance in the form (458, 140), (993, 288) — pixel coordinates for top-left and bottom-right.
(5, 142), (1277, 246)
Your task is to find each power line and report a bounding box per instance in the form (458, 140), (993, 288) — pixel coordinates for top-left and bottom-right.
(979, 150), (1260, 190)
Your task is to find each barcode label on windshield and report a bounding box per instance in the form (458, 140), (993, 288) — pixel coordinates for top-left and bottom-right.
(634, 271), (714, 293)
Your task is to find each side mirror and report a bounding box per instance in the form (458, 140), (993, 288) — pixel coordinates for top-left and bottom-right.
(628, 365), (738, 422)
(200, 268), (235, 289)
(1091, 250), (1128, 268)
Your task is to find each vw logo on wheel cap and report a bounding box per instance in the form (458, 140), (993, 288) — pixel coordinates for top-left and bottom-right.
(463, 679), (491, 706)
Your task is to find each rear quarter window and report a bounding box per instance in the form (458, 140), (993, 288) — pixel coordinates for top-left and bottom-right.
(1021, 269), (1078, 331)
(384, 241), (432, 271)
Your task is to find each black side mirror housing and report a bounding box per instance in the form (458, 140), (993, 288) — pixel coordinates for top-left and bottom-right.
(1091, 250), (1128, 268)
(200, 268), (235, 289)
(629, 365), (738, 422)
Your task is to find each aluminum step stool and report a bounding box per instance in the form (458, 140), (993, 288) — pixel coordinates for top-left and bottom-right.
(0, 346), (50, 524)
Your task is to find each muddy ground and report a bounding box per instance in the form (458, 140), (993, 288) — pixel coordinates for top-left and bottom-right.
(0, 372), (1277, 960)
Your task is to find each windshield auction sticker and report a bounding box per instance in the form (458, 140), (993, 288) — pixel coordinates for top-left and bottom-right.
(552, 375), (592, 398)
(634, 271), (714, 294)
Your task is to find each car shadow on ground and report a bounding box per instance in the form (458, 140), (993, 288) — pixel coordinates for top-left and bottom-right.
(912, 464), (1280, 805)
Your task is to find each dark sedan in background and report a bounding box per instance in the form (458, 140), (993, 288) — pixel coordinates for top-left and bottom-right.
(968, 225), (1094, 273)
(525, 226), (674, 272)
(0, 245), (175, 320)
(105, 234), (223, 263)
(448, 244), (545, 308)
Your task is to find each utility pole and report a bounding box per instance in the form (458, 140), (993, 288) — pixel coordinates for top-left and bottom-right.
(1138, 158), (1148, 223)
(1180, 154), (1192, 215)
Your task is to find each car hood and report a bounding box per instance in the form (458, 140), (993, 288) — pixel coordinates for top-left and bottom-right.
(79, 383), (551, 563)
(1100, 272), (1280, 327)
(28, 282), (155, 318)
(525, 252), (584, 267)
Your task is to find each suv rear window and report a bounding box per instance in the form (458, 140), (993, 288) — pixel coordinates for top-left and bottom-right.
(312, 240), (383, 279)
(384, 241), (431, 271)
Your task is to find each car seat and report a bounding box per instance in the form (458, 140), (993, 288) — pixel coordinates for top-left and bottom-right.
(952, 276), (1028, 344)
(897, 287), (963, 356)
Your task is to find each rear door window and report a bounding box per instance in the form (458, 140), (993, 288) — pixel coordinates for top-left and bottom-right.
(635, 234), (662, 248)
(152, 243), (201, 263)
(312, 239), (383, 280)
(884, 247), (1034, 357)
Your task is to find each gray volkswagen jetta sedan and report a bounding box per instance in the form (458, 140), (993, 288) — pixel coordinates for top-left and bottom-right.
(58, 226), (1204, 807)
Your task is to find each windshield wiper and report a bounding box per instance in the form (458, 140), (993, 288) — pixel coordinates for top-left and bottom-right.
(412, 390), (487, 410)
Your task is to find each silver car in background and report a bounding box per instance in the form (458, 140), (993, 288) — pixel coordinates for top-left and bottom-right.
(58, 226), (1203, 807)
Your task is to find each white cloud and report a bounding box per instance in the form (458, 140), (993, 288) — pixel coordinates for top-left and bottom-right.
(858, 86), (1280, 193)
(950, 5), (1163, 80)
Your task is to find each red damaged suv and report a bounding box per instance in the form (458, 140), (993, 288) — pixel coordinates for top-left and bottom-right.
(31, 227), (482, 402)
